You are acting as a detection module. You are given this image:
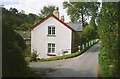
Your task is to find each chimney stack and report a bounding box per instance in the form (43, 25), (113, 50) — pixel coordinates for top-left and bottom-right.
(53, 7), (59, 18)
(61, 16), (64, 22)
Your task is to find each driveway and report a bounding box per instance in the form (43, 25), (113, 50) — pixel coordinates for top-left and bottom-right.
(29, 42), (100, 77)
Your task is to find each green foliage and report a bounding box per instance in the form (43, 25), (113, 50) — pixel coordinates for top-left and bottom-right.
(82, 25), (96, 43)
(2, 8), (40, 30)
(2, 8), (23, 30)
(81, 17), (98, 44)
(2, 9), (35, 77)
(39, 6), (55, 18)
(16, 22), (33, 30)
(63, 2), (100, 27)
(25, 44), (31, 57)
(89, 16), (97, 30)
(98, 2), (120, 77)
(81, 10), (98, 44)
(9, 7), (18, 14)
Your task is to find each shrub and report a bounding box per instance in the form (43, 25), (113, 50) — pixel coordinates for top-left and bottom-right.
(30, 50), (39, 62)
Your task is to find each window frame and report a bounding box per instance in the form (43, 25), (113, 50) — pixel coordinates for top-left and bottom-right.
(48, 26), (55, 35)
(48, 43), (55, 54)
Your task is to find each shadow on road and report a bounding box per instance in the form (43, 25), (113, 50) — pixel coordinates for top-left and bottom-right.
(31, 67), (75, 77)
(31, 67), (97, 77)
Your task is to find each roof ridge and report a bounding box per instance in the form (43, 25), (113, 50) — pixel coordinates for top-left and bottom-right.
(30, 14), (75, 31)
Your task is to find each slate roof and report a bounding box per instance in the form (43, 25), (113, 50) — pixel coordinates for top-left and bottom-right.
(66, 23), (82, 31)
(14, 30), (31, 40)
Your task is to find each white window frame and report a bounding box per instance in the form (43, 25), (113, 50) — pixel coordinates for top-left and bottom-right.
(48, 43), (55, 54)
(48, 26), (55, 35)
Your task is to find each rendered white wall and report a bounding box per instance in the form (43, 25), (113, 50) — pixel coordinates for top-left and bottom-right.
(31, 17), (72, 58)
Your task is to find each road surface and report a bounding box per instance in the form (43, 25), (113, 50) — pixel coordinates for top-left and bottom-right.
(29, 42), (100, 77)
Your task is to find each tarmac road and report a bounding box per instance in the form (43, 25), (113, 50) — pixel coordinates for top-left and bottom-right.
(29, 42), (100, 77)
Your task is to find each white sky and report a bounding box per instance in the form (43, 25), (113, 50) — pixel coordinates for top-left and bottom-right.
(1, 0), (102, 23)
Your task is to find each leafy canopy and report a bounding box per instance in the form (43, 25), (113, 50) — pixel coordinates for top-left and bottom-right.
(39, 6), (55, 19)
(3, 8), (40, 30)
(63, 2), (100, 27)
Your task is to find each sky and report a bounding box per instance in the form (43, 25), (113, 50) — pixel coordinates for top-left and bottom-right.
(1, 0), (102, 23)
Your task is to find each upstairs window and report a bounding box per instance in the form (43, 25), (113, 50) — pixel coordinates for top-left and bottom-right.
(48, 43), (55, 54)
(48, 26), (55, 35)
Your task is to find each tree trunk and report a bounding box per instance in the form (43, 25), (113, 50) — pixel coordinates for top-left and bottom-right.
(81, 13), (84, 27)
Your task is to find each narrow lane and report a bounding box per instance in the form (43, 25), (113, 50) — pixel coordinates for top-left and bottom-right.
(30, 42), (100, 77)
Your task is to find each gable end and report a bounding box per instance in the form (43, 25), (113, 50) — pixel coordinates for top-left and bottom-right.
(30, 14), (74, 31)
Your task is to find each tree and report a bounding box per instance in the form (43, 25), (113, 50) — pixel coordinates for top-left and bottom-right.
(21, 10), (25, 14)
(89, 16), (97, 30)
(9, 7), (18, 14)
(63, 2), (100, 27)
(16, 23), (33, 30)
(3, 8), (40, 30)
(26, 13), (39, 23)
(81, 15), (98, 44)
(2, 8), (23, 30)
(39, 6), (55, 18)
(81, 24), (96, 43)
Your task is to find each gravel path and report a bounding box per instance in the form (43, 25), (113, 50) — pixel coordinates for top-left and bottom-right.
(29, 42), (100, 77)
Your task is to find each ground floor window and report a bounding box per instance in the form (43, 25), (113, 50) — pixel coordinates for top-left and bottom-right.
(48, 43), (55, 53)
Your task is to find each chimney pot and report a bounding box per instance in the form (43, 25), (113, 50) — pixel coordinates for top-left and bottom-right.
(61, 16), (64, 22)
(56, 7), (59, 11)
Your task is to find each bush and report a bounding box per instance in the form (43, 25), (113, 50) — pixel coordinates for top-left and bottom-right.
(30, 50), (39, 62)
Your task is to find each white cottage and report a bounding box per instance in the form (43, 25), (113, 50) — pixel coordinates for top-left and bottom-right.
(30, 8), (82, 58)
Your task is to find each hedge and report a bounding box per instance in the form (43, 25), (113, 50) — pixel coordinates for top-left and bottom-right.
(97, 2), (120, 77)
